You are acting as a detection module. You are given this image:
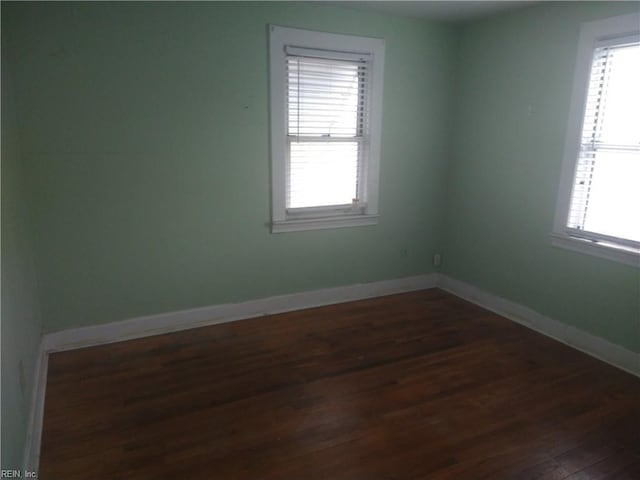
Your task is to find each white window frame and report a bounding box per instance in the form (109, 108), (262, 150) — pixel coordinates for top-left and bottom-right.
(269, 25), (385, 233)
(552, 13), (640, 267)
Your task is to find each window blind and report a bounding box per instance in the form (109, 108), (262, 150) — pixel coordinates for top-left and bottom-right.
(567, 38), (640, 245)
(285, 49), (370, 210)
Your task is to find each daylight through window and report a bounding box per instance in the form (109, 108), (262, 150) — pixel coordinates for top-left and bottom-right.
(286, 51), (368, 210)
(567, 39), (640, 247)
(269, 26), (384, 233)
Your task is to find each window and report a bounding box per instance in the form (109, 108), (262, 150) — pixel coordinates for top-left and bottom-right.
(269, 26), (385, 233)
(553, 13), (640, 266)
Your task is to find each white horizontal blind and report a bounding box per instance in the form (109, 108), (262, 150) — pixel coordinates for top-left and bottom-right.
(567, 39), (640, 245)
(286, 49), (370, 210)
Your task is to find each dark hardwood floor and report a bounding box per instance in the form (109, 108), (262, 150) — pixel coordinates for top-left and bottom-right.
(39, 289), (640, 479)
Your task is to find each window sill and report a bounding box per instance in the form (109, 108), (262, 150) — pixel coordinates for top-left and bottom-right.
(272, 214), (379, 233)
(550, 233), (640, 267)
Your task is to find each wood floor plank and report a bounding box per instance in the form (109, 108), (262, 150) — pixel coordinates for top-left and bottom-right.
(39, 289), (640, 479)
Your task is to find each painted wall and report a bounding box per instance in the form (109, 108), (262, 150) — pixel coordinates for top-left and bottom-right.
(1, 34), (43, 467)
(2, 0), (639, 466)
(443, 1), (640, 352)
(4, 2), (456, 332)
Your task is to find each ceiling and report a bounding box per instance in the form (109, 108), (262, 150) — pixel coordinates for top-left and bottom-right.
(321, 1), (536, 22)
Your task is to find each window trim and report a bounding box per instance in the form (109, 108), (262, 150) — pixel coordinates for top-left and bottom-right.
(269, 25), (385, 233)
(552, 13), (640, 267)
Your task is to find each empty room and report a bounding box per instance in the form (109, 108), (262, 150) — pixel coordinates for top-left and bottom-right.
(2, 1), (639, 478)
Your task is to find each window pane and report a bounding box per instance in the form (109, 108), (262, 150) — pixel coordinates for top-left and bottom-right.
(287, 57), (364, 137)
(595, 44), (640, 146)
(580, 150), (640, 242)
(568, 41), (640, 244)
(288, 142), (359, 209)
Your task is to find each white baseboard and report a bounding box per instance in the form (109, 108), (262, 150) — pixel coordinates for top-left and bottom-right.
(437, 274), (640, 378)
(26, 273), (435, 473)
(42, 274), (438, 352)
(27, 271), (639, 474)
(22, 342), (48, 472)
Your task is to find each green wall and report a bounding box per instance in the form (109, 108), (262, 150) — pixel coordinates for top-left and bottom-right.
(2, 0), (640, 467)
(1, 31), (43, 467)
(3, 2), (456, 332)
(443, 1), (640, 352)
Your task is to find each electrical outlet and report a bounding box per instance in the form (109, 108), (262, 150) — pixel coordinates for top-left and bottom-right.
(433, 253), (441, 267)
